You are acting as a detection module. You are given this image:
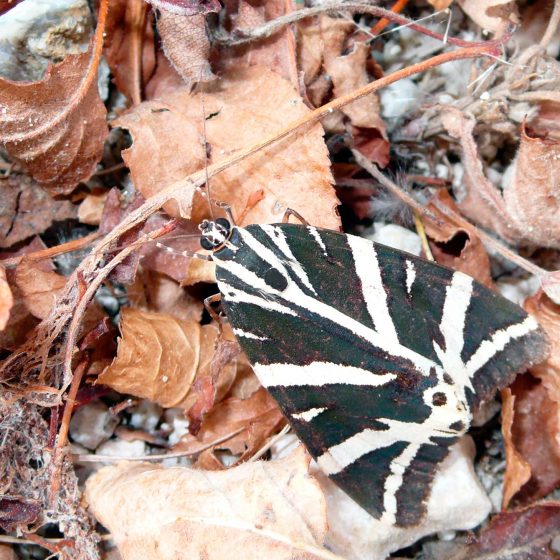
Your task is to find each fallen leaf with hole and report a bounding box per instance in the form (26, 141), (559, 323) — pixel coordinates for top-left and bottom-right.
(115, 65), (339, 229)
(85, 446), (332, 560)
(180, 386), (286, 467)
(0, 44), (108, 195)
(14, 258), (66, 320)
(0, 266), (13, 331)
(0, 174), (77, 248)
(439, 502), (560, 559)
(425, 190), (492, 287)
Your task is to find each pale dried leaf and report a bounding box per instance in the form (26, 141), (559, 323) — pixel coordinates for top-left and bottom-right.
(503, 127), (560, 248)
(0, 265), (13, 331)
(115, 65), (339, 252)
(457, 0), (519, 35)
(98, 308), (201, 408)
(78, 192), (107, 225)
(0, 544), (16, 560)
(0, 45), (108, 195)
(428, 0), (454, 9)
(501, 388), (531, 509)
(14, 257), (66, 320)
(156, 10), (215, 86)
(85, 447), (336, 560)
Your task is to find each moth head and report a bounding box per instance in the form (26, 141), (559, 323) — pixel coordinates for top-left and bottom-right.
(199, 218), (232, 250)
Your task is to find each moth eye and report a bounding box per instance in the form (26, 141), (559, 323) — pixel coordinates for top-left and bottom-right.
(264, 268), (288, 291)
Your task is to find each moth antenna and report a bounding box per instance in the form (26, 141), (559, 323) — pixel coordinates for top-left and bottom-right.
(200, 83), (215, 222)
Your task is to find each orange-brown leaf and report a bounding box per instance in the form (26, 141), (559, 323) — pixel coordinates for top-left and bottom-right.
(98, 308), (202, 408)
(0, 266), (13, 331)
(0, 45), (108, 195)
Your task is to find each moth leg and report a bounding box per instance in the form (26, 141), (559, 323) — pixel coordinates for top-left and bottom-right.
(204, 293), (225, 328)
(282, 208), (309, 225)
(215, 201), (237, 225)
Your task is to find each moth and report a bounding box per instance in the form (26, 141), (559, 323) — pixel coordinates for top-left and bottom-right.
(194, 210), (548, 527)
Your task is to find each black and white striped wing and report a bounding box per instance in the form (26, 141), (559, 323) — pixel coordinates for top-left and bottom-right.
(212, 223), (548, 526)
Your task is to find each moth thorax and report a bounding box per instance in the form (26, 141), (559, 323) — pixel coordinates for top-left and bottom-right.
(199, 218), (232, 250)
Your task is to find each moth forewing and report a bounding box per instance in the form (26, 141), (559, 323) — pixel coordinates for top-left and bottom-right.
(207, 220), (549, 527)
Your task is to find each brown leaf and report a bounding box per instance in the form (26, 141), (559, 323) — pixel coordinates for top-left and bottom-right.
(428, 0), (454, 9)
(442, 109), (560, 249)
(78, 192), (107, 226)
(0, 43), (108, 195)
(502, 126), (560, 248)
(501, 388), (531, 508)
(14, 257), (66, 320)
(0, 266), (13, 331)
(425, 190), (493, 287)
(98, 307), (202, 408)
(155, 10), (215, 87)
(444, 503), (560, 560)
(104, 0), (156, 104)
(85, 447), (332, 560)
(457, 0), (519, 35)
(180, 387), (286, 466)
(219, 0), (299, 86)
(502, 374), (560, 507)
(0, 173), (77, 248)
(115, 65), (339, 230)
(0, 544), (16, 560)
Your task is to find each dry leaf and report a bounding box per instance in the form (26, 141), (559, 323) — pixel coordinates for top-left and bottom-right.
(219, 0), (299, 87)
(428, 0), (454, 9)
(180, 386), (286, 466)
(0, 544), (16, 560)
(457, 0), (519, 35)
(501, 373), (560, 507)
(115, 65), (339, 275)
(501, 388), (531, 508)
(502, 126), (560, 248)
(443, 502), (560, 560)
(0, 266), (13, 331)
(425, 190), (492, 287)
(103, 0), (156, 104)
(0, 44), (108, 195)
(0, 173), (77, 248)
(155, 10), (216, 86)
(85, 447), (334, 560)
(14, 257), (66, 320)
(78, 192), (107, 226)
(98, 307), (201, 408)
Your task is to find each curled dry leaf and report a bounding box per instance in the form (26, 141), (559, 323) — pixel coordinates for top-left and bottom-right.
(85, 446), (335, 560)
(103, 0), (156, 104)
(0, 173), (76, 248)
(501, 388), (531, 508)
(99, 308), (199, 407)
(14, 257), (66, 320)
(180, 386), (286, 467)
(425, 190), (492, 287)
(116, 65), (338, 226)
(457, 0), (519, 35)
(77, 192), (107, 226)
(0, 266), (13, 331)
(443, 502), (560, 560)
(0, 43), (108, 195)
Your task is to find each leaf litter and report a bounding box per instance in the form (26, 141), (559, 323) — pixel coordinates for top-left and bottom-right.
(1, 0), (560, 559)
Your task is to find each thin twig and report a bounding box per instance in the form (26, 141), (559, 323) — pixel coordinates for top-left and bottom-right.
(371, 0), (409, 35)
(2, 231), (101, 269)
(413, 211), (435, 261)
(249, 424), (291, 462)
(215, 0), (508, 51)
(73, 427), (246, 463)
